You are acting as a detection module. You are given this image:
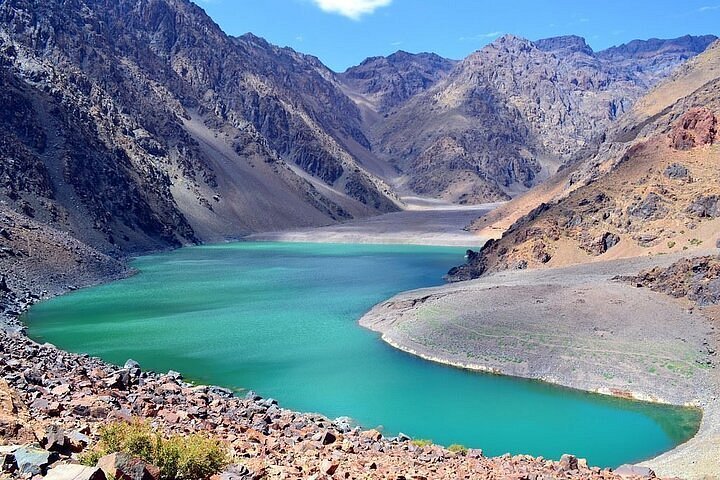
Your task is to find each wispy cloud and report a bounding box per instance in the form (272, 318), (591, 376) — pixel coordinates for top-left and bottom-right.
(310, 0), (392, 20)
(698, 4), (720, 10)
(459, 31), (502, 41)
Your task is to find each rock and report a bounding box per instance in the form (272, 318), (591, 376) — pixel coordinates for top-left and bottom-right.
(627, 193), (667, 220)
(614, 464), (655, 478)
(466, 448), (483, 459)
(319, 431), (336, 445)
(212, 464), (251, 480)
(67, 430), (92, 453)
(669, 107), (717, 150)
(98, 452), (159, 480)
(45, 464), (107, 480)
(360, 429), (382, 441)
(320, 459), (339, 475)
(663, 162), (689, 179)
(687, 195), (720, 218)
(13, 446), (56, 476)
(601, 232), (620, 253)
(244, 391), (261, 401)
(209, 386), (233, 398)
(51, 384), (71, 397)
(333, 416), (353, 433)
(558, 454), (578, 471)
(124, 359), (141, 370)
(31, 397), (62, 416)
(42, 425), (68, 452)
(1, 445), (19, 473)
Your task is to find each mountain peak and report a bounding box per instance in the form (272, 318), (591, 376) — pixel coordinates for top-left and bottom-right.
(535, 35), (594, 56)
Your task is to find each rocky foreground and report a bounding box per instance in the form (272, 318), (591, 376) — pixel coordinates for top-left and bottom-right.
(0, 307), (655, 480)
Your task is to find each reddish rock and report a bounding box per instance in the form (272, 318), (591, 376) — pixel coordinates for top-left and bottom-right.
(670, 107), (717, 150)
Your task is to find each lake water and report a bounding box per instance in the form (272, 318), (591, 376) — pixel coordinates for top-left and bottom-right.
(24, 242), (701, 467)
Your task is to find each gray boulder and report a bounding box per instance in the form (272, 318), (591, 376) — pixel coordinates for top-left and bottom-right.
(45, 464), (107, 480)
(614, 464), (655, 478)
(14, 445), (57, 476)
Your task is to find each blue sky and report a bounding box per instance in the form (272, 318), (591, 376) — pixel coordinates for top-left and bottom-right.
(195, 0), (719, 72)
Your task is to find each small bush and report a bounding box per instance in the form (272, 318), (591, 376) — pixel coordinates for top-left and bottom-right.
(410, 438), (433, 447)
(81, 420), (229, 480)
(667, 241), (676, 249)
(447, 444), (468, 453)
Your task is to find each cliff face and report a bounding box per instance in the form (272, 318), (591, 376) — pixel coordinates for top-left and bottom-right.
(364, 34), (717, 204)
(448, 41), (720, 281)
(0, 0), (400, 255)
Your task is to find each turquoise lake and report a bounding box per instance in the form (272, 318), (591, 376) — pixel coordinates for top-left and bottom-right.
(24, 242), (700, 467)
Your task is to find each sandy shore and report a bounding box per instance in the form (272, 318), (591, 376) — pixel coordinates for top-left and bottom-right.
(247, 200), (499, 247)
(359, 252), (720, 479)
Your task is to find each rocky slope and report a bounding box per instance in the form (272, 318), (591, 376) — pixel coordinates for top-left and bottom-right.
(0, 327), (644, 480)
(339, 51), (456, 115)
(622, 255), (720, 306)
(449, 40), (720, 280)
(367, 34), (716, 203)
(0, 0), (400, 257)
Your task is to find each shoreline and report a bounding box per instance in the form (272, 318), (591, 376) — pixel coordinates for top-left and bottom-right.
(357, 253), (720, 479)
(1, 252), (637, 480)
(2, 207), (715, 477)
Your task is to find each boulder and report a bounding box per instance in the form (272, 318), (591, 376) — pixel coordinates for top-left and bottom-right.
(687, 195), (720, 218)
(42, 425), (68, 452)
(627, 193), (668, 220)
(51, 384), (71, 397)
(558, 454), (578, 471)
(97, 452), (159, 480)
(124, 359), (141, 374)
(663, 163), (689, 179)
(614, 464), (655, 478)
(45, 464), (107, 480)
(320, 459), (339, 475)
(13, 445), (57, 476)
(31, 397), (62, 416)
(67, 430), (92, 453)
(1, 445), (19, 473)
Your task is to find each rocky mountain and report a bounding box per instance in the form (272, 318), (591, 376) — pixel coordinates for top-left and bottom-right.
(448, 40), (720, 281)
(339, 51), (456, 115)
(0, 0), (400, 256)
(365, 34), (717, 204)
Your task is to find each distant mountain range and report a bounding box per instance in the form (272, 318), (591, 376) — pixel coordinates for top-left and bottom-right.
(449, 40), (720, 280)
(349, 34), (717, 203)
(0, 0), (716, 257)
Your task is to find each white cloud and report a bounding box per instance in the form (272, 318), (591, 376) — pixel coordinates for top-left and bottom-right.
(458, 31), (502, 41)
(698, 4), (720, 10)
(310, 0), (392, 20)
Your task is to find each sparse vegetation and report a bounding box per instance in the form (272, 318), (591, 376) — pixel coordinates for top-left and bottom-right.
(80, 420), (230, 480)
(689, 238), (703, 246)
(411, 438), (433, 447)
(448, 444), (468, 453)
(667, 241), (676, 249)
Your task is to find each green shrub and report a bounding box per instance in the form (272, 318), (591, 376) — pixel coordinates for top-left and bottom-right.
(447, 444), (467, 453)
(81, 420), (230, 480)
(410, 438), (433, 447)
(667, 241), (676, 249)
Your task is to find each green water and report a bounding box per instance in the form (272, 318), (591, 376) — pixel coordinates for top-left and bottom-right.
(25, 242), (700, 467)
